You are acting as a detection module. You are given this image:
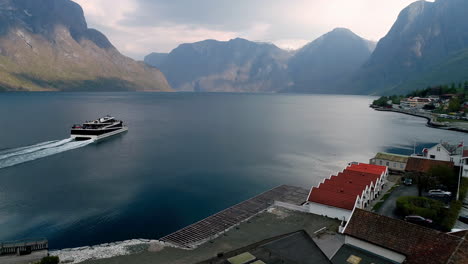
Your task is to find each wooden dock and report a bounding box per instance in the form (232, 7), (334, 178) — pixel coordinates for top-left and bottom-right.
(160, 185), (309, 248)
(0, 238), (48, 255)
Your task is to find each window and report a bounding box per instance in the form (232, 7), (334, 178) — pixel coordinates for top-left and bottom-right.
(450, 157), (453, 162)
(393, 163), (396, 167)
(437, 146), (441, 152)
(386, 162), (390, 166)
(400, 164), (404, 168)
(430, 155), (436, 159)
(379, 160), (382, 165)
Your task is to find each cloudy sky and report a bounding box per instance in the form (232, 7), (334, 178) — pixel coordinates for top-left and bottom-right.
(73, 0), (426, 60)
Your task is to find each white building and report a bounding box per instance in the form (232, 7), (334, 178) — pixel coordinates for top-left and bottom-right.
(400, 97), (432, 109)
(305, 163), (388, 221)
(461, 150), (468, 178)
(419, 142), (464, 166)
(370, 152), (409, 172)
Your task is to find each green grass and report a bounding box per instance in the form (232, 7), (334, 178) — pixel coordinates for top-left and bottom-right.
(373, 201), (385, 211)
(436, 118), (468, 123)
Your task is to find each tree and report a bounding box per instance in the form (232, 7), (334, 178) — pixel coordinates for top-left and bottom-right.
(372, 96), (390, 107)
(448, 97), (461, 112)
(428, 165), (456, 188)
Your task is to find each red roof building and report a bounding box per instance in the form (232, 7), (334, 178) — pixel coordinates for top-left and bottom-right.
(306, 163), (388, 220)
(343, 209), (468, 264)
(405, 157), (454, 173)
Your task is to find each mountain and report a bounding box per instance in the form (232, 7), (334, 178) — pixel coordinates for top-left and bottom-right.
(353, 0), (468, 95)
(0, 0), (171, 91)
(145, 38), (292, 92)
(144, 52), (169, 69)
(287, 28), (375, 94)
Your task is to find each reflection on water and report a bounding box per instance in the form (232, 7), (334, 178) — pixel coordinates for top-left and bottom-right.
(0, 92), (466, 249)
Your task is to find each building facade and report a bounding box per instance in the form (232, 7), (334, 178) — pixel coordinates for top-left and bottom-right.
(370, 152), (409, 172)
(305, 163), (388, 221)
(419, 143), (464, 166)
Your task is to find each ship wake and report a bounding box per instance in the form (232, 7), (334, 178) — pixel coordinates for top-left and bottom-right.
(0, 138), (94, 169)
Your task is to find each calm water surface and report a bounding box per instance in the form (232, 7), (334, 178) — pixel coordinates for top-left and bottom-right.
(0, 92), (466, 249)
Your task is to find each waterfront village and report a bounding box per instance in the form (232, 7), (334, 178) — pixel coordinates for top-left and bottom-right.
(371, 84), (468, 132)
(3, 143), (468, 264)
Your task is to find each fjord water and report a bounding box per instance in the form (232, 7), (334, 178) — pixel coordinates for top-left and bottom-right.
(0, 93), (466, 249)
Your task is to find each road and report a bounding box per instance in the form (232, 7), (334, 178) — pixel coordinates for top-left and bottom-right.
(376, 185), (418, 219)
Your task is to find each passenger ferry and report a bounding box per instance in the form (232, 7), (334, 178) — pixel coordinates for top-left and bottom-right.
(71, 116), (128, 141)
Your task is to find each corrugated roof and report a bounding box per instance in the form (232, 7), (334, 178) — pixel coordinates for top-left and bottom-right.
(347, 164), (387, 175)
(374, 152), (409, 163)
(344, 209), (468, 264)
(308, 188), (358, 210)
(307, 163), (385, 210)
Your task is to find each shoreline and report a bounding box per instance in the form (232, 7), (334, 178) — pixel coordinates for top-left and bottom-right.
(371, 106), (468, 134)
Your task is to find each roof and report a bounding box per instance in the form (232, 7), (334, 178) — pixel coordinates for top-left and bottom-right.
(251, 261), (266, 264)
(206, 230), (333, 264)
(227, 252), (256, 264)
(308, 187), (359, 210)
(374, 152), (409, 163)
(346, 163), (387, 175)
(343, 209), (468, 264)
(260, 231), (332, 264)
(331, 244), (396, 264)
(463, 150), (468, 158)
(307, 163), (386, 210)
(405, 157), (454, 173)
(441, 142), (459, 154)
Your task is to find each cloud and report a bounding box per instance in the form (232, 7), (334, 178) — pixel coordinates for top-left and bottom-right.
(73, 0), (421, 60)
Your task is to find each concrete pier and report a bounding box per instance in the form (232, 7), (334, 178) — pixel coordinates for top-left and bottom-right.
(160, 185), (309, 248)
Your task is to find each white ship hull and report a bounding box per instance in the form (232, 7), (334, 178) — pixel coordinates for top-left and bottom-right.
(71, 126), (128, 141)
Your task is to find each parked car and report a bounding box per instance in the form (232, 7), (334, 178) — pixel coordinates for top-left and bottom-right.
(404, 215), (433, 225)
(459, 215), (468, 224)
(403, 178), (413, 186)
(428, 189), (452, 197)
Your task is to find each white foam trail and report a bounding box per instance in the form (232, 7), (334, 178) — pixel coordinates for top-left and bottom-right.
(0, 140), (58, 156)
(0, 139), (73, 160)
(0, 138), (94, 169)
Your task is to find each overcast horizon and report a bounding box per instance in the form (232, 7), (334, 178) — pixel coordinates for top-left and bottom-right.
(73, 0), (433, 60)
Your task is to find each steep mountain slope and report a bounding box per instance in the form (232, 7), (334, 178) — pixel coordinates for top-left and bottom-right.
(0, 0), (171, 91)
(353, 0), (468, 94)
(146, 38), (292, 92)
(144, 53), (169, 69)
(287, 28), (375, 94)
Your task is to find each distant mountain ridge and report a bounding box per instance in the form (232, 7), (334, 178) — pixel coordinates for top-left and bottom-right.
(145, 29), (374, 93)
(144, 0), (468, 95)
(353, 0), (468, 94)
(144, 53), (169, 69)
(146, 38), (292, 92)
(0, 0), (171, 91)
(287, 28), (375, 94)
